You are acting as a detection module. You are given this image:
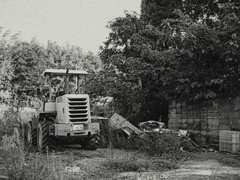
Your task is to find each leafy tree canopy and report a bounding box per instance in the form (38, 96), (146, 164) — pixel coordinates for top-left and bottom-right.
(0, 32), (102, 95)
(87, 0), (240, 123)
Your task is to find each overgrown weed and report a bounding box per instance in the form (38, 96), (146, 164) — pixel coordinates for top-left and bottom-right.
(103, 158), (178, 172)
(111, 131), (186, 158)
(103, 130), (191, 173)
(0, 108), (75, 180)
(0, 130), (75, 180)
(103, 147), (178, 173)
(103, 140), (179, 173)
(144, 132), (181, 156)
(0, 107), (20, 141)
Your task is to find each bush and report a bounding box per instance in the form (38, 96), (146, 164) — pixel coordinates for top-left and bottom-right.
(144, 132), (181, 156)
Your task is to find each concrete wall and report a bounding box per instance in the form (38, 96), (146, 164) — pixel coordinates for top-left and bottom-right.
(168, 97), (240, 145)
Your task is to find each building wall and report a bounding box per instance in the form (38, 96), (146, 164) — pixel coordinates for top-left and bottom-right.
(168, 97), (240, 144)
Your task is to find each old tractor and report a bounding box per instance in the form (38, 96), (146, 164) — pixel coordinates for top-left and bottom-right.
(26, 69), (100, 151)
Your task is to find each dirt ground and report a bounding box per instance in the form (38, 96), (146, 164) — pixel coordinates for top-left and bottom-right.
(166, 152), (240, 180)
(1, 146), (240, 180)
(49, 146), (240, 180)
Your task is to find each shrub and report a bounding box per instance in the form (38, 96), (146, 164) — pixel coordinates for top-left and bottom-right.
(144, 132), (181, 156)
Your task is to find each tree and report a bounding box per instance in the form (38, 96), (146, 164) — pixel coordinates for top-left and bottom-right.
(96, 13), (170, 123)
(92, 0), (240, 124)
(10, 40), (45, 91)
(214, 2), (240, 96)
(0, 28), (19, 90)
(45, 42), (101, 72)
(141, 0), (182, 26)
(0, 29), (102, 101)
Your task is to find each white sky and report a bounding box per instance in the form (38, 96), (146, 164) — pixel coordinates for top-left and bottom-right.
(0, 0), (141, 54)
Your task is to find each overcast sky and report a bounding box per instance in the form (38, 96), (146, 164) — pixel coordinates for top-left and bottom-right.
(0, 0), (141, 54)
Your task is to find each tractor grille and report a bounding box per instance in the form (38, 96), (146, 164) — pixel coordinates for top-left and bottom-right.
(68, 98), (88, 122)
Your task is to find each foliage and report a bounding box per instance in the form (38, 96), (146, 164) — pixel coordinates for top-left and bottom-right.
(45, 42), (102, 72)
(143, 133), (181, 156)
(1, 0), (240, 127)
(0, 30), (102, 98)
(110, 131), (182, 157)
(103, 154), (178, 172)
(87, 0), (240, 125)
(0, 108), (72, 179)
(10, 40), (43, 90)
(0, 107), (20, 141)
(111, 132), (146, 150)
(141, 0), (182, 26)
(0, 134), (73, 180)
(0, 28), (19, 90)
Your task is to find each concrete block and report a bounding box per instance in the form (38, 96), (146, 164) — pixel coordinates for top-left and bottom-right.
(188, 118), (194, 123)
(181, 118), (188, 124)
(219, 125), (231, 130)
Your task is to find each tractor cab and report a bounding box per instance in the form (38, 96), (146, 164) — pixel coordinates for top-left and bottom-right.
(42, 69), (88, 101)
(40, 69), (92, 124)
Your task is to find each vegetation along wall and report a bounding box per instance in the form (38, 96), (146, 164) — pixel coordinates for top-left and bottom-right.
(168, 97), (240, 145)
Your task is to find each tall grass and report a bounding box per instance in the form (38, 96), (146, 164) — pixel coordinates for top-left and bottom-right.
(0, 107), (20, 141)
(110, 130), (182, 157)
(103, 145), (179, 173)
(0, 108), (74, 180)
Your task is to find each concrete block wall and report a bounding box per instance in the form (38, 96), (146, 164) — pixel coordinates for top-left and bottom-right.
(168, 97), (240, 145)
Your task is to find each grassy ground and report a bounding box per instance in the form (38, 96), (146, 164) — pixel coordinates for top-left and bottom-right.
(0, 107), (187, 179)
(1, 142), (240, 180)
(0, 143), (188, 180)
(51, 146), (185, 180)
(52, 148), (240, 180)
(1, 106), (240, 179)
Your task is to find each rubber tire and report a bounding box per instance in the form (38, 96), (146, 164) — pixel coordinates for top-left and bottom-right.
(37, 121), (49, 152)
(26, 122), (37, 147)
(82, 134), (100, 150)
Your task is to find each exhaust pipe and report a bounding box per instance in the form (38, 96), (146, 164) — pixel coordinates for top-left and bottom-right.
(64, 69), (69, 94)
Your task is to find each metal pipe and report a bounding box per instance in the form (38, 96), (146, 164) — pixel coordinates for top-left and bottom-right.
(77, 75), (81, 94)
(64, 69), (69, 94)
(49, 75), (52, 101)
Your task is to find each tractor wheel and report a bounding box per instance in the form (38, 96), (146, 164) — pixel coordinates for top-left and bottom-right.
(82, 134), (100, 150)
(37, 121), (49, 152)
(26, 122), (37, 147)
